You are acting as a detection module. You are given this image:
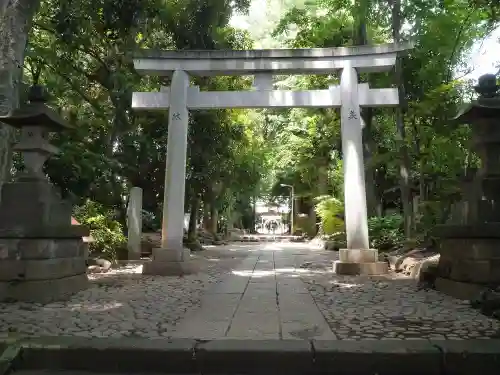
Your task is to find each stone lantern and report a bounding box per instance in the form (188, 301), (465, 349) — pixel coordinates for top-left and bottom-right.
(434, 74), (500, 300)
(0, 85), (89, 303)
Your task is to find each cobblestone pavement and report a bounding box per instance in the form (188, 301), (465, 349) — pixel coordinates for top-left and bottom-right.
(0, 246), (249, 339)
(294, 251), (500, 340)
(1, 243), (499, 340)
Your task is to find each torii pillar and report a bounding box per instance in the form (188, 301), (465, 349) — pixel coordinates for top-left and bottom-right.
(333, 64), (389, 275)
(141, 70), (195, 275)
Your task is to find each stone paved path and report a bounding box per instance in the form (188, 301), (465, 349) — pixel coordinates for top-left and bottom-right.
(170, 242), (500, 340)
(1, 242), (499, 340)
(169, 246), (335, 340)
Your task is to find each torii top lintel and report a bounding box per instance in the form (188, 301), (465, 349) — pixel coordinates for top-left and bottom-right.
(133, 42), (413, 77)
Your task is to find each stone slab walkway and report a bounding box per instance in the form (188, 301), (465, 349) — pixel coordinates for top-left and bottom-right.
(170, 249), (335, 340)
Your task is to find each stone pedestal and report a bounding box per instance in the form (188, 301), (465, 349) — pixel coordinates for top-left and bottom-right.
(333, 248), (388, 275)
(0, 181), (89, 303)
(142, 248), (197, 276)
(434, 224), (500, 300)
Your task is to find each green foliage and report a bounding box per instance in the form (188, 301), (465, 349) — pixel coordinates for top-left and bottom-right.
(26, 0), (262, 239)
(73, 200), (126, 260)
(314, 195), (345, 235)
(14, 0), (500, 249)
(368, 214), (405, 251)
(258, 0), (500, 243)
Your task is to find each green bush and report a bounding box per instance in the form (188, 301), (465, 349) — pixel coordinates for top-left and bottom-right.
(73, 199), (126, 260)
(142, 209), (161, 232)
(312, 195), (404, 250)
(368, 214), (404, 251)
(314, 195), (345, 235)
(293, 214), (317, 237)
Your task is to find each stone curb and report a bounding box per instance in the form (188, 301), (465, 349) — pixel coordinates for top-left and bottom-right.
(0, 343), (21, 375)
(1, 337), (500, 375)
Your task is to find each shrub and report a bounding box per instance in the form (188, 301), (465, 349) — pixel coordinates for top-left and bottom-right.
(368, 214), (404, 251)
(313, 195), (404, 250)
(293, 214), (317, 237)
(142, 209), (160, 232)
(73, 199), (126, 260)
(314, 195), (345, 235)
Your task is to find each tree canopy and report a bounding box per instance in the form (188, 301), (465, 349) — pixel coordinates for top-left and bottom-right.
(0, 0), (498, 256)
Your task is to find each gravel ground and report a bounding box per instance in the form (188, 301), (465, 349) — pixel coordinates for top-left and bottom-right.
(295, 252), (500, 340)
(0, 247), (246, 339)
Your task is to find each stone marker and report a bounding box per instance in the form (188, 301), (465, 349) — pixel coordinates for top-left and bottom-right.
(127, 187), (143, 260)
(0, 85), (89, 302)
(131, 43), (413, 275)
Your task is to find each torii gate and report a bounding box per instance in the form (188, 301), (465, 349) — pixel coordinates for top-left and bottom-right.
(132, 43), (412, 276)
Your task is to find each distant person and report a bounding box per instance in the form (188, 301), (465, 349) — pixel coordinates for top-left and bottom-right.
(271, 221), (278, 234)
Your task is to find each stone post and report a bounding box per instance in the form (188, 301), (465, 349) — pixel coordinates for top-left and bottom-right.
(127, 187), (142, 260)
(333, 65), (388, 275)
(142, 70), (196, 275)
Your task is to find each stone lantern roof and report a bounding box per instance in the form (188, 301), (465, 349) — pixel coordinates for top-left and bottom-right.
(453, 74), (500, 123)
(0, 85), (72, 131)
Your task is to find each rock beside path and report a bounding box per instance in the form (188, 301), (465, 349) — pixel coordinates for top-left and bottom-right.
(383, 247), (439, 283)
(471, 288), (500, 320)
(87, 258), (112, 274)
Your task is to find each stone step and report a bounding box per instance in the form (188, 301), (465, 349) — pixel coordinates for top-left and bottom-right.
(3, 336), (500, 375)
(237, 235), (305, 243)
(333, 260), (389, 275)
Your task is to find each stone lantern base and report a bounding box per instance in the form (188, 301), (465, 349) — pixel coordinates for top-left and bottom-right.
(0, 230), (89, 303)
(0, 181), (89, 303)
(434, 223), (500, 300)
(333, 249), (388, 275)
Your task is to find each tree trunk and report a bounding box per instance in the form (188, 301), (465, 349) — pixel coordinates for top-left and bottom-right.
(0, 0), (41, 197)
(209, 204), (218, 235)
(391, 0), (414, 238)
(188, 194), (199, 241)
(227, 213), (234, 231)
(318, 164), (329, 195)
(352, 0), (379, 218)
(363, 111), (380, 217)
(308, 204), (317, 237)
(225, 193), (235, 232)
(202, 200), (210, 230)
(251, 193), (257, 233)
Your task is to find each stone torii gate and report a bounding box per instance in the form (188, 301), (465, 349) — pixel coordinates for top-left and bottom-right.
(132, 43), (412, 276)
